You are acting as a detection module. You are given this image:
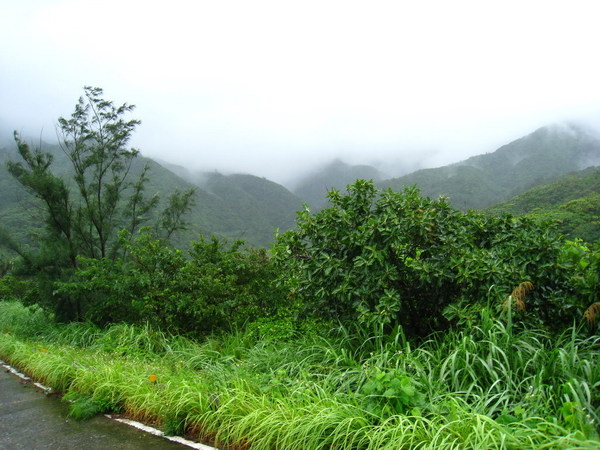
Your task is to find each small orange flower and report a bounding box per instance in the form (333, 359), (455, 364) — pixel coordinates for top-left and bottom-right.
(40, 348), (47, 353)
(148, 374), (157, 384)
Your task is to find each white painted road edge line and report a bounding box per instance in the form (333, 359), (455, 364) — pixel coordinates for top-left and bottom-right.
(1, 360), (53, 392)
(33, 381), (53, 392)
(1, 359), (217, 450)
(1, 360), (30, 380)
(106, 416), (217, 450)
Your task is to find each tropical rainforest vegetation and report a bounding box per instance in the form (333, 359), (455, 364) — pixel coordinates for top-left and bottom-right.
(486, 166), (600, 242)
(0, 88), (598, 448)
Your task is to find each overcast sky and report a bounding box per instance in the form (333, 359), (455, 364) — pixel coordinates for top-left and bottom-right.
(2, 0), (600, 184)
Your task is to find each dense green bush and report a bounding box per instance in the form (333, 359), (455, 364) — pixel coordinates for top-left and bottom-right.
(559, 239), (600, 332)
(273, 180), (594, 336)
(57, 231), (285, 336)
(0, 275), (38, 304)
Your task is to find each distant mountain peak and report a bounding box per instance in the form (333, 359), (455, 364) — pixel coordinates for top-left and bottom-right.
(380, 122), (600, 210)
(292, 159), (386, 209)
(542, 121), (595, 136)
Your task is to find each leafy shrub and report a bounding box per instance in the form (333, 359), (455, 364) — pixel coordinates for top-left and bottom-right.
(245, 317), (297, 342)
(0, 275), (39, 304)
(559, 240), (600, 331)
(62, 390), (116, 421)
(274, 180), (590, 336)
(58, 231), (285, 336)
(358, 368), (423, 418)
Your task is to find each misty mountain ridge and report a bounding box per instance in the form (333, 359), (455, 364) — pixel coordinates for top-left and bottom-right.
(157, 157), (389, 212)
(152, 159), (303, 233)
(0, 142), (302, 248)
(2, 121), (599, 248)
(152, 121), (600, 213)
(291, 158), (387, 210)
(456, 123), (600, 172)
(379, 122), (600, 210)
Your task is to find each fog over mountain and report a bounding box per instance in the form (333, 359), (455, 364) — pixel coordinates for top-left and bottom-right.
(2, 1), (600, 185)
(2, 120), (599, 249)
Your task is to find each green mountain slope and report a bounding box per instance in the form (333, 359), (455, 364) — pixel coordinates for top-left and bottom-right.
(4, 122), (598, 250)
(485, 166), (600, 242)
(380, 124), (600, 210)
(1, 141), (300, 249)
(202, 173), (302, 237)
(0, 143), (55, 250)
(293, 159), (386, 210)
(154, 161), (304, 244)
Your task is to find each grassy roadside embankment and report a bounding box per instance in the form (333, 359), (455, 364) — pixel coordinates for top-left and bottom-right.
(0, 300), (598, 449)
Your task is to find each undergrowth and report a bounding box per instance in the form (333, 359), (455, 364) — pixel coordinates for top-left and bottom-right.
(0, 300), (598, 449)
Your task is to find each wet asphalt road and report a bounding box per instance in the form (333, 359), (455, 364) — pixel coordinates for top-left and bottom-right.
(0, 367), (186, 450)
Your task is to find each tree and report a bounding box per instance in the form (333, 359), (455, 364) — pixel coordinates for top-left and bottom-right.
(157, 188), (196, 240)
(273, 180), (588, 337)
(56, 86), (149, 260)
(8, 134), (76, 267)
(5, 87), (194, 319)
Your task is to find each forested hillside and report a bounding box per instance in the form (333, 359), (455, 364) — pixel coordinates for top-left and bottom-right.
(485, 166), (600, 242)
(0, 142), (64, 250)
(0, 141), (301, 248)
(379, 124), (600, 210)
(154, 161), (303, 243)
(201, 172), (302, 237)
(292, 159), (386, 210)
(3, 122), (600, 250)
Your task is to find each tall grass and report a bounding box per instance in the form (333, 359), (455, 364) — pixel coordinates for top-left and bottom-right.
(0, 300), (598, 448)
